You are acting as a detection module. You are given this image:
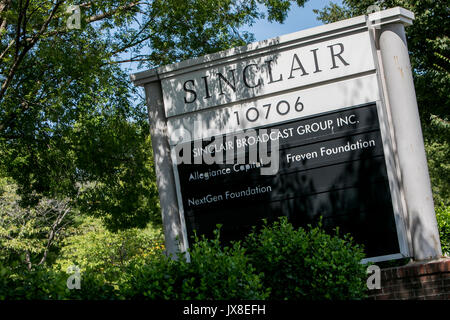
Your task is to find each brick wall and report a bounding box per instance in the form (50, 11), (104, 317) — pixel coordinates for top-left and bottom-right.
(369, 258), (450, 300)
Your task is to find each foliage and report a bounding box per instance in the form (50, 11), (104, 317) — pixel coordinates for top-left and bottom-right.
(0, 180), (75, 271)
(0, 264), (68, 300)
(424, 116), (450, 206)
(53, 216), (164, 288)
(0, 215), (165, 300)
(0, 23), (160, 229)
(124, 228), (269, 300)
(436, 204), (450, 256)
(243, 217), (367, 300)
(0, 0), (309, 231)
(141, 0), (308, 67)
(63, 267), (121, 300)
(0, 262), (118, 300)
(0, 219), (371, 300)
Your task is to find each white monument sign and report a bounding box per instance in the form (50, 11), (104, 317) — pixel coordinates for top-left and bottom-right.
(131, 7), (442, 263)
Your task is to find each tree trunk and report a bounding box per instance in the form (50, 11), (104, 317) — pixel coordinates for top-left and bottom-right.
(25, 251), (32, 271)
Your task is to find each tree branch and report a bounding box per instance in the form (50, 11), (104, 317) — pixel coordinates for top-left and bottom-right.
(86, 2), (140, 23)
(109, 57), (153, 64)
(0, 0), (63, 102)
(0, 39), (14, 61)
(38, 203), (70, 266)
(109, 17), (154, 56)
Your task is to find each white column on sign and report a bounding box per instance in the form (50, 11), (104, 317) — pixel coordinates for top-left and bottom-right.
(144, 81), (186, 258)
(378, 22), (442, 260)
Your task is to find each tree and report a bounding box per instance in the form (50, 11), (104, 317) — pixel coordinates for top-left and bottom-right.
(0, 179), (75, 270)
(54, 216), (164, 286)
(0, 0), (308, 230)
(314, 0), (450, 205)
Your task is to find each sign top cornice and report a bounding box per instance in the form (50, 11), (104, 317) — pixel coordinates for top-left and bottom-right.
(131, 7), (414, 86)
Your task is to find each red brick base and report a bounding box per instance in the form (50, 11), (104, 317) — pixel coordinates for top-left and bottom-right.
(368, 258), (450, 300)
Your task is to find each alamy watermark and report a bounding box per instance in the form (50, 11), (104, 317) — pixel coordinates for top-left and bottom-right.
(366, 264), (381, 290)
(66, 5), (81, 30)
(172, 122), (281, 176)
(66, 265), (81, 290)
(367, 4), (382, 30)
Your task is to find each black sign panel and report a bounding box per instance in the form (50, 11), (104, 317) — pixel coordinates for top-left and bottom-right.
(175, 103), (400, 258)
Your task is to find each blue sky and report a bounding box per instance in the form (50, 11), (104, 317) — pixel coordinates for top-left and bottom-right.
(242, 0), (342, 41)
(125, 0), (342, 75)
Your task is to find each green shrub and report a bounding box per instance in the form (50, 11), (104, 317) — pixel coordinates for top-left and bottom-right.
(63, 268), (120, 300)
(424, 115), (450, 207)
(0, 264), (67, 300)
(436, 204), (450, 256)
(0, 263), (121, 300)
(1, 219), (370, 300)
(55, 217), (164, 273)
(243, 217), (367, 300)
(124, 229), (269, 300)
(53, 217), (164, 292)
